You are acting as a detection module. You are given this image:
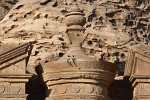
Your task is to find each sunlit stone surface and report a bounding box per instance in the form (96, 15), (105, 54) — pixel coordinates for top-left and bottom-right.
(0, 0), (149, 100)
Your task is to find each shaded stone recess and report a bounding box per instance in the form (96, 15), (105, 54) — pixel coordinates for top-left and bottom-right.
(26, 75), (47, 100)
(109, 79), (132, 100)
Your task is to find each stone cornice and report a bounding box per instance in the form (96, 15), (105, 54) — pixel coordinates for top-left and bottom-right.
(0, 74), (33, 83)
(0, 43), (32, 68)
(129, 75), (150, 87)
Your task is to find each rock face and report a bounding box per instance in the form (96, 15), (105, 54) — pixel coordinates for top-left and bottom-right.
(0, 0), (149, 75)
(0, 0), (18, 20)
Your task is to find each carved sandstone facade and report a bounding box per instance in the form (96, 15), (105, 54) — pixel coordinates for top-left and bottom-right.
(41, 5), (118, 100)
(0, 0), (150, 100)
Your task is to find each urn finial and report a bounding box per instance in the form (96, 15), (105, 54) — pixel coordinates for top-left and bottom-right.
(65, 4), (86, 31)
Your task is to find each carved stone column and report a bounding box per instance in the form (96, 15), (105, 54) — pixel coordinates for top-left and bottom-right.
(125, 45), (150, 100)
(42, 4), (118, 100)
(0, 43), (32, 100)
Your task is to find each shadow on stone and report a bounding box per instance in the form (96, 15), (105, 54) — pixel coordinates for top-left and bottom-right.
(26, 64), (47, 100)
(108, 77), (133, 100)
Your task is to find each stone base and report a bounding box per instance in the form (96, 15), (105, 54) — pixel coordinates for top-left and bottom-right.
(133, 95), (150, 100)
(0, 94), (27, 100)
(46, 95), (109, 100)
(0, 98), (26, 100)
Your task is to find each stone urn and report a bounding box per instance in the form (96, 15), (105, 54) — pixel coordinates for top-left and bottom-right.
(65, 4), (86, 30)
(41, 4), (118, 100)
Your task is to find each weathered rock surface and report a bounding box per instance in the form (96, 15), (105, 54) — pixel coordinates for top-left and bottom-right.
(0, 0), (18, 20)
(0, 0), (149, 75)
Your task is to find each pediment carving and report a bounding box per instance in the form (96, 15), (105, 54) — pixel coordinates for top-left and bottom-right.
(0, 43), (32, 74)
(124, 45), (150, 76)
